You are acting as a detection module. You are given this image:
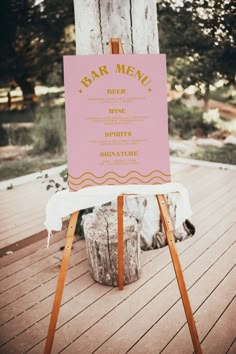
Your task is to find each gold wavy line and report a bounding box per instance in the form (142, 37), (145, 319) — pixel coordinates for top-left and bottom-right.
(68, 169), (170, 180)
(69, 175), (170, 186)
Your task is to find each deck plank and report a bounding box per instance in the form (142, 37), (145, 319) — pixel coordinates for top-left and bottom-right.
(201, 296), (236, 354)
(0, 254), (88, 326)
(0, 229), (65, 272)
(0, 229), (66, 269)
(227, 337), (236, 354)
(0, 176), (58, 250)
(127, 241), (236, 354)
(162, 266), (236, 354)
(0, 234), (66, 282)
(0, 241), (86, 309)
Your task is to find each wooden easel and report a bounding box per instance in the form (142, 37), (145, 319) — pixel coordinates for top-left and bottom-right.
(44, 38), (202, 354)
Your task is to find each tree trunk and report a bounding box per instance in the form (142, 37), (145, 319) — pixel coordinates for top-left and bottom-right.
(73, 0), (160, 286)
(203, 83), (210, 112)
(83, 206), (141, 286)
(73, 0), (159, 55)
(16, 77), (36, 108)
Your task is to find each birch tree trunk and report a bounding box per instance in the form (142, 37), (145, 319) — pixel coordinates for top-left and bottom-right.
(73, 0), (160, 286)
(73, 0), (159, 54)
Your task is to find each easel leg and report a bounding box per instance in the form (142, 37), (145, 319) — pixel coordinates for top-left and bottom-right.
(117, 195), (124, 290)
(44, 211), (79, 354)
(111, 39), (124, 291)
(156, 195), (202, 354)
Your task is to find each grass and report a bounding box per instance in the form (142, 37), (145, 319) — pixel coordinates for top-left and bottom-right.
(0, 103), (67, 181)
(210, 86), (236, 105)
(190, 145), (236, 165)
(32, 105), (66, 154)
(168, 99), (216, 139)
(171, 143), (236, 165)
(0, 125), (33, 146)
(0, 154), (67, 181)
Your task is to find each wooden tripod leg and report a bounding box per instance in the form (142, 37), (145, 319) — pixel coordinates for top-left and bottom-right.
(117, 195), (124, 290)
(156, 195), (202, 354)
(44, 211), (79, 354)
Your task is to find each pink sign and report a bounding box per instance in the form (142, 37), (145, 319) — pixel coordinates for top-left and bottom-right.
(63, 54), (171, 191)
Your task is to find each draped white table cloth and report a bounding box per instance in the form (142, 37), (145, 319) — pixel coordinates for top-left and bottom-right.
(44, 183), (192, 247)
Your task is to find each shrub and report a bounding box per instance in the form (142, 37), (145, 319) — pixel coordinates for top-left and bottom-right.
(210, 86), (236, 105)
(7, 125), (33, 146)
(168, 99), (216, 139)
(32, 105), (66, 154)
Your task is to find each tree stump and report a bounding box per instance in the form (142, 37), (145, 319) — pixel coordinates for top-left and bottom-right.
(82, 206), (141, 286)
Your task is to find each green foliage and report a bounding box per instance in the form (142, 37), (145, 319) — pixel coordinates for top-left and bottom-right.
(0, 0), (75, 100)
(45, 177), (65, 192)
(0, 156), (66, 181)
(40, 169), (68, 192)
(32, 105), (66, 154)
(60, 168), (68, 183)
(158, 1), (236, 100)
(168, 99), (216, 138)
(210, 86), (236, 105)
(7, 125), (33, 146)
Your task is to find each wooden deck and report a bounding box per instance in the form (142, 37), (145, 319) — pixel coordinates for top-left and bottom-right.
(0, 161), (235, 353)
(0, 174), (63, 256)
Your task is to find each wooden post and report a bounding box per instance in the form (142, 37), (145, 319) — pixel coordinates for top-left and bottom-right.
(156, 195), (202, 354)
(44, 211), (79, 354)
(73, 0), (159, 55)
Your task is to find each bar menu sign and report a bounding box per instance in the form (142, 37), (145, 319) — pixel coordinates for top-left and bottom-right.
(63, 54), (171, 191)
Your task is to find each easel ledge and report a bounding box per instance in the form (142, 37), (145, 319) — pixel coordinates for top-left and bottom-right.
(44, 38), (202, 354)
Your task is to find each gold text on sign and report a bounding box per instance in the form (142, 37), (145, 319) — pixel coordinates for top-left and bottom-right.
(80, 64), (152, 90)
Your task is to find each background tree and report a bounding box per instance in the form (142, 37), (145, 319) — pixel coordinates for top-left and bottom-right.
(157, 0), (236, 109)
(0, 0), (75, 106)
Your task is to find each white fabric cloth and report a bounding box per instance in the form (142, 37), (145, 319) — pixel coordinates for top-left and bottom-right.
(44, 183), (192, 247)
